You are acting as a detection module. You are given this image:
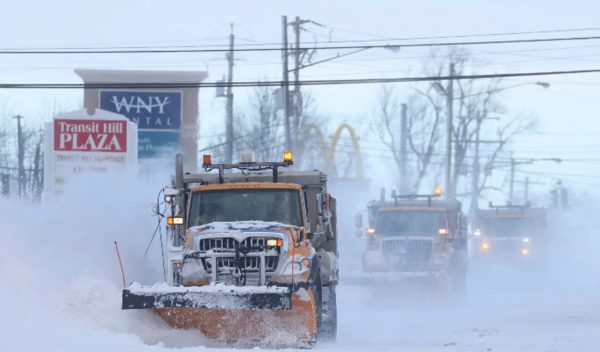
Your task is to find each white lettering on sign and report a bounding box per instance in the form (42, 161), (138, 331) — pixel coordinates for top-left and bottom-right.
(58, 133), (122, 151)
(53, 119), (127, 153)
(109, 96), (171, 114)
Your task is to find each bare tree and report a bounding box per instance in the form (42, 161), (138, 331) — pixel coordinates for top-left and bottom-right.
(372, 48), (538, 205)
(372, 85), (444, 192)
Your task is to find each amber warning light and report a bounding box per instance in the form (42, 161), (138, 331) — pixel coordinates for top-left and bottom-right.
(202, 154), (212, 167)
(283, 151), (293, 165)
(167, 217), (184, 225)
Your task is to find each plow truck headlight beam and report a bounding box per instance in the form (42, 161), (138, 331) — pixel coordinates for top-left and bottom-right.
(438, 228), (449, 235)
(266, 239), (284, 247)
(366, 227), (376, 235)
(481, 242), (490, 251)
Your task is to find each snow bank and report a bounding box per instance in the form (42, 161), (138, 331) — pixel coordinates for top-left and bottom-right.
(0, 172), (211, 351)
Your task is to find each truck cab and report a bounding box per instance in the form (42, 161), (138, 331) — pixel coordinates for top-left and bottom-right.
(357, 189), (469, 295)
(474, 204), (547, 262)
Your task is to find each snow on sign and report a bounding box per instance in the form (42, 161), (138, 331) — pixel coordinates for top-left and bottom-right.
(43, 109), (138, 199)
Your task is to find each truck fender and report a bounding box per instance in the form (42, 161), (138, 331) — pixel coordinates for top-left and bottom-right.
(317, 250), (339, 286)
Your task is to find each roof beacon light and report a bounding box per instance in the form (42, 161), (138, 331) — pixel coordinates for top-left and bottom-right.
(434, 187), (442, 197)
(283, 151), (293, 165)
(202, 154), (212, 167)
(240, 150), (256, 163)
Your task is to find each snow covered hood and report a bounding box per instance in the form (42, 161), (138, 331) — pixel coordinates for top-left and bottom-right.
(193, 220), (292, 233)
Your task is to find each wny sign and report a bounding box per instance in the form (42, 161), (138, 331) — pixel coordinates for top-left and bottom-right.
(75, 69), (207, 172)
(43, 109), (137, 199)
(100, 90), (182, 158)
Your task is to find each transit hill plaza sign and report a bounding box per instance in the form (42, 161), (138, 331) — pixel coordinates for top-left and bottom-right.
(54, 119), (127, 152)
(44, 109), (137, 198)
(75, 69), (207, 172)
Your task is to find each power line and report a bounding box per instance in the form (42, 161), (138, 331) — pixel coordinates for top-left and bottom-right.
(3, 35), (600, 54)
(3, 68), (600, 89)
(325, 26), (600, 43)
(6, 26), (600, 52)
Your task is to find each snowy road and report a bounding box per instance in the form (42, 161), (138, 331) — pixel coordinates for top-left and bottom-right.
(2, 180), (599, 352)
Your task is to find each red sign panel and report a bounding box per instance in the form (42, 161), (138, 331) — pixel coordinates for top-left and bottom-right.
(54, 119), (127, 152)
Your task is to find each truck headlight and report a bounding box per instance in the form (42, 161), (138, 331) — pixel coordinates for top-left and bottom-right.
(266, 238), (284, 247)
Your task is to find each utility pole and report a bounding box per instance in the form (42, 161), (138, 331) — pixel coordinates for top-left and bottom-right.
(225, 23), (235, 164)
(281, 16), (291, 152)
(290, 16), (310, 152)
(32, 135), (42, 199)
(470, 110), (483, 220)
(524, 177), (529, 203)
(445, 63), (455, 199)
(509, 154), (515, 204)
(14, 115), (25, 198)
(399, 103), (408, 193)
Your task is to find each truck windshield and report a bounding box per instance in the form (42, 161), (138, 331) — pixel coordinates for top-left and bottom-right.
(483, 217), (536, 237)
(376, 211), (446, 236)
(188, 189), (303, 227)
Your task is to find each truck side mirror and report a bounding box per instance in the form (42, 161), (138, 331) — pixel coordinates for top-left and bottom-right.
(460, 214), (468, 231)
(355, 213), (363, 229)
(149, 202), (160, 216)
(316, 193), (324, 216)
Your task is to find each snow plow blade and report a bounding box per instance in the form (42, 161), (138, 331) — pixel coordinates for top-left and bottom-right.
(122, 283), (292, 310)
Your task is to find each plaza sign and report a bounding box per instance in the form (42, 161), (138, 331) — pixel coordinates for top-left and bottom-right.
(44, 109), (137, 199)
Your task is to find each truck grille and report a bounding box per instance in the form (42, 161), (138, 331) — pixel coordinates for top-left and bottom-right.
(489, 239), (521, 253)
(198, 237), (281, 272)
(382, 238), (433, 263)
(204, 256), (279, 272)
(199, 237), (275, 252)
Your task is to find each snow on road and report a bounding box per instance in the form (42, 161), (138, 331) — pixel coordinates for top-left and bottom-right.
(1, 175), (599, 351)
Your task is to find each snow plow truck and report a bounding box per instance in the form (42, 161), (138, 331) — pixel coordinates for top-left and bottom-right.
(351, 188), (469, 297)
(473, 203), (547, 263)
(122, 152), (339, 347)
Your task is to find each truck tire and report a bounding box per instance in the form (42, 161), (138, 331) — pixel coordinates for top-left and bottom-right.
(317, 285), (337, 342)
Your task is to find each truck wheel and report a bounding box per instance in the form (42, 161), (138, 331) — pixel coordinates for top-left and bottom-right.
(317, 285), (337, 342)
(451, 270), (466, 301)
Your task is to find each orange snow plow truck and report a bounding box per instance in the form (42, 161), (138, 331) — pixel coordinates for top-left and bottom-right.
(122, 152), (339, 347)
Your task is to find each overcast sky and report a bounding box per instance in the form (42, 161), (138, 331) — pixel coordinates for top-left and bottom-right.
(1, 0), (599, 202)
